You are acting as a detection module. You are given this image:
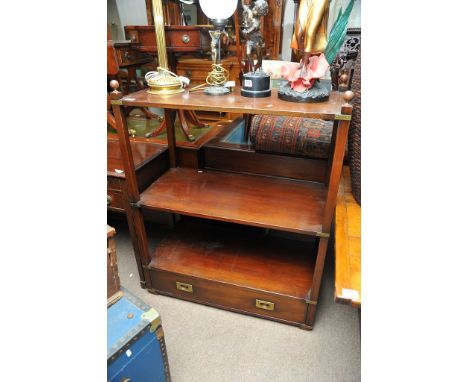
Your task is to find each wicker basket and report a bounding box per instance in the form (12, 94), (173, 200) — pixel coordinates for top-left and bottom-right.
(348, 49), (361, 205)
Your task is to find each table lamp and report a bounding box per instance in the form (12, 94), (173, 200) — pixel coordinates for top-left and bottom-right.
(196, 0), (238, 96)
(146, 0), (186, 95)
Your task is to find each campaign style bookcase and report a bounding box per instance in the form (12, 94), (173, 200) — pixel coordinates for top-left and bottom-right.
(110, 84), (353, 330)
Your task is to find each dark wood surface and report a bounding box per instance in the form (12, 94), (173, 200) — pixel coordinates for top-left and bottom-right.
(125, 25), (211, 53)
(147, 219), (315, 326)
(149, 219), (316, 297)
(139, 168), (326, 235)
(176, 57), (241, 85)
(262, 0), (284, 60)
(204, 146), (328, 183)
(107, 139), (167, 177)
(119, 88), (347, 120)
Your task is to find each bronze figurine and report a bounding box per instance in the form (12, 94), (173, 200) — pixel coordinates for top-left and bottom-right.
(241, 0), (269, 73)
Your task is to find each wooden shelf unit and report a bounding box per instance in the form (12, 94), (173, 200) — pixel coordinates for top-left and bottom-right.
(110, 84), (353, 330)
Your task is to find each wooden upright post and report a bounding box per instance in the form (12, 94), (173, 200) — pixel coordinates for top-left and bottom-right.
(109, 80), (153, 289)
(305, 90), (354, 327)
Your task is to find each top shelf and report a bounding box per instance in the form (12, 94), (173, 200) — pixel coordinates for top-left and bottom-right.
(118, 88), (349, 120)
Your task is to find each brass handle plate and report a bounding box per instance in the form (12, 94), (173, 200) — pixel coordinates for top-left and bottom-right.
(107, 195), (112, 205)
(255, 299), (275, 311)
(185, 70), (192, 78)
(176, 281), (193, 293)
(182, 34), (190, 44)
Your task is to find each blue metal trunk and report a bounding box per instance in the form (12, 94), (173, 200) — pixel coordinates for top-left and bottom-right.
(107, 288), (171, 382)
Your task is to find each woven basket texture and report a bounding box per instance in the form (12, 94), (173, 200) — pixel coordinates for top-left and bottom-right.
(348, 49), (361, 205)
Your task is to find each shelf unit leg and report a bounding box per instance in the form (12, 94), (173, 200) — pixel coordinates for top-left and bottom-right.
(306, 104), (352, 328)
(111, 90), (153, 289)
(305, 236), (329, 327)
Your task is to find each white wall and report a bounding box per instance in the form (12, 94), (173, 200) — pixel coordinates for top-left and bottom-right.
(280, 0), (296, 61)
(108, 0), (148, 40)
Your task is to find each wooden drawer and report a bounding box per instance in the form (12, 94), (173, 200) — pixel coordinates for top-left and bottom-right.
(177, 68), (208, 84)
(149, 269), (308, 326)
(107, 177), (122, 191)
(176, 58), (240, 85)
(166, 30), (201, 49)
(107, 189), (125, 212)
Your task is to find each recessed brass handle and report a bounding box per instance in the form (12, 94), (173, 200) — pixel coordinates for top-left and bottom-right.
(107, 195), (112, 205)
(182, 34), (190, 44)
(256, 299), (275, 311)
(176, 281), (193, 293)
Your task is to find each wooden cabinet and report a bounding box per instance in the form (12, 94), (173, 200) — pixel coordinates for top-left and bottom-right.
(110, 87), (353, 330)
(176, 56), (241, 85)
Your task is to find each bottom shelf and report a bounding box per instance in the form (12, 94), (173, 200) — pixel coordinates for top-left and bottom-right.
(147, 219), (318, 327)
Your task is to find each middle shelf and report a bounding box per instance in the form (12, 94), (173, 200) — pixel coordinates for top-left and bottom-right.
(139, 167), (327, 236)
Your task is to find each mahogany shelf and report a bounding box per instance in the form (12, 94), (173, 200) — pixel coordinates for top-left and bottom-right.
(148, 219), (316, 298)
(119, 88), (347, 121)
(139, 167), (326, 236)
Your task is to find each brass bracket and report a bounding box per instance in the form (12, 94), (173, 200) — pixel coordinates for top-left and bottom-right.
(335, 114), (352, 121)
(110, 99), (123, 106)
(305, 299), (317, 305)
(129, 201), (141, 209)
(316, 232), (330, 238)
(141, 308), (162, 333)
(299, 324), (313, 331)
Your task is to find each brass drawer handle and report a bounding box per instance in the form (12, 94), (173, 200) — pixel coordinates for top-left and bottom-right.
(107, 195), (112, 205)
(182, 34), (190, 44)
(256, 299), (275, 311)
(176, 281), (193, 293)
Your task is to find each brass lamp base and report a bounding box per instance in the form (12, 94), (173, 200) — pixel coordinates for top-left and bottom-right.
(146, 68), (185, 95)
(147, 87), (185, 95)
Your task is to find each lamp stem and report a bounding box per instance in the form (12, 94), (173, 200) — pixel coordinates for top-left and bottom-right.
(152, 0), (168, 70)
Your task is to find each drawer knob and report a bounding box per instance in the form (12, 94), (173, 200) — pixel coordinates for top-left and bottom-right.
(176, 281), (193, 293)
(256, 299), (275, 311)
(182, 34), (190, 44)
(107, 195), (112, 205)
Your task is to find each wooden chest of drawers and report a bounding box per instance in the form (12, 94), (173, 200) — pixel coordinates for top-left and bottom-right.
(176, 57), (241, 85)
